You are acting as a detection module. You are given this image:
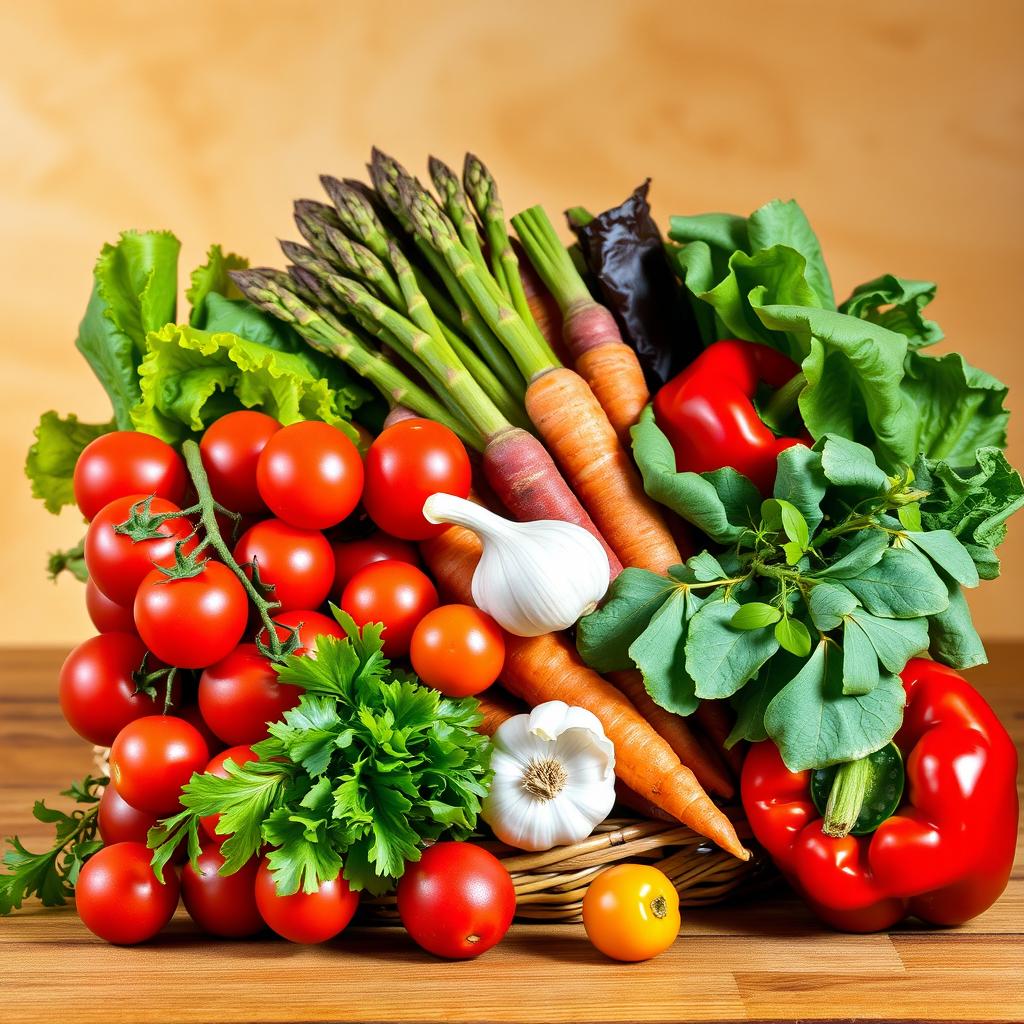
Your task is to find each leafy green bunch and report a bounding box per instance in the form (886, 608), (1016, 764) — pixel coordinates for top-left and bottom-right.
(578, 425), (1023, 772)
(149, 613), (492, 896)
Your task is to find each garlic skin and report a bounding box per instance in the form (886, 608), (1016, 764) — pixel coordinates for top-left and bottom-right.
(422, 493), (610, 637)
(482, 701), (617, 852)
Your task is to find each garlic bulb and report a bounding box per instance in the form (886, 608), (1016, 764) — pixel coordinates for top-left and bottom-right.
(421, 493), (610, 637)
(482, 701), (616, 851)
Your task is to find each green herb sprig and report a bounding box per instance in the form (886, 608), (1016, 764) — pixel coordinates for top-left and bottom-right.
(578, 418), (1023, 773)
(148, 612), (492, 896)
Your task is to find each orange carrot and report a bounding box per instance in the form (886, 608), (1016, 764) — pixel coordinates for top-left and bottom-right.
(421, 524), (749, 861)
(575, 342), (650, 449)
(695, 701), (747, 779)
(475, 690), (524, 735)
(607, 671), (735, 801)
(525, 367), (681, 574)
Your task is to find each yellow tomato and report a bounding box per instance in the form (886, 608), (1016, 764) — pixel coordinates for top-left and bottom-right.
(582, 864), (681, 961)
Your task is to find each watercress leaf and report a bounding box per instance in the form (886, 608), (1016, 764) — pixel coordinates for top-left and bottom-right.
(576, 568), (677, 673)
(686, 551), (728, 583)
(780, 542), (802, 566)
(629, 589), (699, 715)
(902, 530), (979, 589)
(902, 350), (1009, 464)
(727, 650), (806, 746)
(898, 503), (923, 532)
(817, 435), (890, 492)
(775, 500), (809, 548)
(764, 641), (906, 770)
(849, 608), (929, 673)
(813, 531), (890, 580)
(807, 583), (859, 631)
(839, 274), (941, 349)
(775, 617), (812, 657)
(686, 599), (780, 699)
(731, 602), (782, 630)
(842, 546), (949, 618)
(841, 620), (880, 695)
(24, 412), (114, 514)
(773, 444), (827, 533)
(927, 576), (987, 669)
(631, 406), (760, 543)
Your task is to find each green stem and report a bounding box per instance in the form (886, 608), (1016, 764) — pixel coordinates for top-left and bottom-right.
(511, 205), (593, 312)
(761, 371), (806, 433)
(429, 155), (488, 271)
(179, 440), (291, 661)
(821, 756), (870, 838)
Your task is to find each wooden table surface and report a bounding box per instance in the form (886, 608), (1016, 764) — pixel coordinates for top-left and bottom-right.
(2, 647), (1021, 1024)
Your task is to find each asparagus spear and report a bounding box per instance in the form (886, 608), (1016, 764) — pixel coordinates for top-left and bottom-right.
(428, 156), (487, 271)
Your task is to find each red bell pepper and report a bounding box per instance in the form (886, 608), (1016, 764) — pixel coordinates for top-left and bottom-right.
(741, 659), (1019, 932)
(653, 339), (807, 494)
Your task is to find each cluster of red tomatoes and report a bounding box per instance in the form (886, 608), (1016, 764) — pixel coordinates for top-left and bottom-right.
(62, 412), (512, 950)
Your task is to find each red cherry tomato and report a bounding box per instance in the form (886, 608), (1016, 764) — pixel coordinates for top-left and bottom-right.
(396, 842), (515, 959)
(198, 644), (300, 746)
(331, 532), (420, 599)
(341, 560), (438, 658)
(109, 716), (209, 816)
(97, 782), (159, 845)
(254, 858), (358, 943)
(74, 431), (188, 522)
(256, 421), (363, 530)
(199, 745), (259, 841)
(134, 561), (249, 669)
(410, 605), (505, 698)
(234, 520), (335, 613)
(85, 578), (136, 634)
(255, 609), (344, 656)
(182, 841), (265, 938)
(85, 495), (197, 606)
(59, 633), (174, 746)
(75, 842), (180, 945)
(362, 419), (471, 540)
(199, 410), (281, 515)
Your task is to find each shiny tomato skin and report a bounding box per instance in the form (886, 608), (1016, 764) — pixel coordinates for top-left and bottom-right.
(85, 578), (137, 634)
(182, 842), (265, 938)
(198, 644), (300, 746)
(254, 857), (358, 943)
(331, 532), (420, 599)
(134, 562), (249, 670)
(233, 520), (335, 613)
(582, 864), (680, 961)
(59, 633), (172, 746)
(74, 431), (188, 522)
(256, 421), (364, 530)
(256, 609), (344, 656)
(396, 842), (515, 959)
(341, 560), (438, 658)
(109, 715), (210, 816)
(177, 702), (226, 758)
(199, 745), (259, 841)
(85, 495), (197, 607)
(75, 842), (180, 945)
(199, 410), (281, 516)
(97, 781), (159, 846)
(410, 605), (505, 698)
(362, 419), (471, 540)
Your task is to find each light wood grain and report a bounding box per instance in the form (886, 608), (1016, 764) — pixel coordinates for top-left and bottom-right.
(1, 646), (1021, 1023)
(1, 0), (1023, 645)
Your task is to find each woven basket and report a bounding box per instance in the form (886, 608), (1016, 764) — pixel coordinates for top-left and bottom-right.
(95, 747), (767, 921)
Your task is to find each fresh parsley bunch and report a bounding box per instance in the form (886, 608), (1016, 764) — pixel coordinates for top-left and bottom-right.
(149, 613), (492, 896)
(578, 425), (1023, 773)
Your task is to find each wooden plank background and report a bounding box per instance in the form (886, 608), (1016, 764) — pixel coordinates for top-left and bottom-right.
(1, 645), (1021, 1022)
(0, 0), (1022, 644)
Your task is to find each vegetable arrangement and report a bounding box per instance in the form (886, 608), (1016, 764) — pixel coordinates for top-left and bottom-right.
(3, 150), (1019, 962)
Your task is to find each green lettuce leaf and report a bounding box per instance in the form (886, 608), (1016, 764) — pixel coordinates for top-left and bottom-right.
(75, 231), (180, 428)
(25, 412), (113, 514)
(839, 274), (942, 349)
(186, 244), (248, 325)
(130, 324), (362, 444)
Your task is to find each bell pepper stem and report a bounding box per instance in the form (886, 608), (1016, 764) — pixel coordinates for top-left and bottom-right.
(761, 370), (806, 433)
(821, 755), (870, 838)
